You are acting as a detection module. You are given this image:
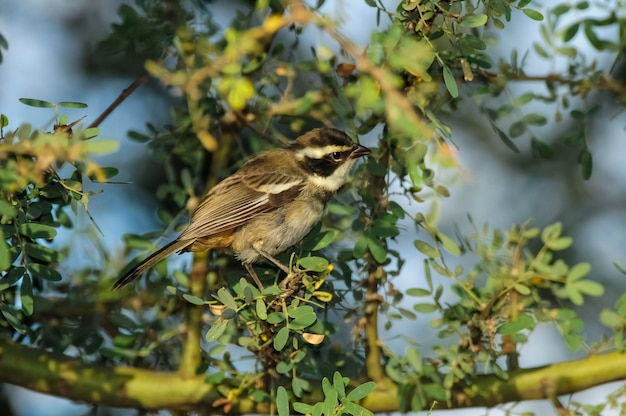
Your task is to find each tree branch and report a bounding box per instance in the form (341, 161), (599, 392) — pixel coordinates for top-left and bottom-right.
(88, 72), (151, 129)
(2, 339), (626, 412)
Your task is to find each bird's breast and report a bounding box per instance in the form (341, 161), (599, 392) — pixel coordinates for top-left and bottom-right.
(231, 198), (324, 264)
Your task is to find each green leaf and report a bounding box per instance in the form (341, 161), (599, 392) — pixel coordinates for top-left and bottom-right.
(298, 256), (329, 272)
(522, 113), (547, 126)
(274, 326), (289, 351)
(442, 66), (459, 98)
(0, 200), (16, 218)
(498, 314), (535, 334)
(509, 121), (526, 138)
(20, 274), (34, 316)
(346, 381), (376, 402)
(205, 318), (229, 342)
(276, 386), (290, 416)
(18, 223), (57, 239)
(600, 310), (623, 328)
(0, 237), (10, 271)
(182, 294), (204, 305)
(216, 287), (238, 310)
(494, 127), (520, 152)
(27, 263), (62, 281)
(267, 312), (285, 324)
(367, 237), (387, 264)
(57, 101), (88, 109)
(414, 240), (440, 258)
(574, 280), (604, 297)
(460, 14), (488, 28)
(256, 298), (267, 320)
(567, 262), (591, 281)
(545, 236), (572, 250)
(128, 130), (151, 142)
(405, 348), (422, 373)
(333, 371), (346, 398)
(19, 98), (54, 108)
(83, 140), (119, 155)
(437, 232), (461, 256)
(406, 288), (431, 297)
(312, 230), (339, 251)
(579, 148), (592, 180)
(413, 303), (438, 313)
(563, 23), (579, 42)
(523, 9), (544, 21)
(342, 400), (374, 416)
(0, 305), (27, 334)
(24, 243), (62, 262)
(80, 127), (100, 140)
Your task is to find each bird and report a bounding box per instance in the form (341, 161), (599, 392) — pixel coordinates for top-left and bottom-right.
(113, 127), (370, 289)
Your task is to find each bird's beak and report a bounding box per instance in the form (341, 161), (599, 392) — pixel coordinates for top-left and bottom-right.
(349, 144), (371, 159)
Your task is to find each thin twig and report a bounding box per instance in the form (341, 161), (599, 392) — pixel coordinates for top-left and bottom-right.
(88, 72), (151, 129)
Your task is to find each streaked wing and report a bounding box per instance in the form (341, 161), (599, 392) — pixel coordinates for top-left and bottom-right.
(178, 171), (303, 241)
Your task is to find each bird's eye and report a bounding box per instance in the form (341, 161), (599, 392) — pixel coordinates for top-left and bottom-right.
(330, 152), (342, 161)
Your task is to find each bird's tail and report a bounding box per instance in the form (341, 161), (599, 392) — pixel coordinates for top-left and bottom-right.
(113, 239), (191, 289)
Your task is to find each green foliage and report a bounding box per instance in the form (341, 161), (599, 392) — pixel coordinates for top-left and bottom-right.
(1, 0), (625, 414)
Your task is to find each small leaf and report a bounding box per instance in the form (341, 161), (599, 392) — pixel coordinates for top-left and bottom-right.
(523, 9), (544, 21)
(546, 236), (572, 250)
(19, 98), (54, 108)
(443, 66), (459, 98)
(367, 237), (387, 264)
(579, 148), (592, 180)
(509, 121), (526, 138)
(346, 381), (377, 402)
(256, 298), (268, 319)
(182, 294), (204, 305)
(522, 113), (547, 126)
(342, 400), (374, 416)
(414, 240), (440, 258)
(24, 243), (62, 262)
(205, 318), (229, 342)
(498, 314), (535, 334)
(57, 101), (88, 109)
(573, 280), (604, 297)
(274, 326), (290, 351)
(406, 288), (431, 297)
(80, 127), (100, 140)
(567, 262), (591, 281)
(600, 310), (623, 328)
(460, 14), (488, 28)
(27, 263), (62, 281)
(333, 371), (346, 398)
(0, 305), (27, 334)
(267, 312), (285, 324)
(563, 23), (579, 42)
(83, 139), (119, 155)
(413, 303), (438, 313)
(276, 386), (290, 416)
(20, 274), (34, 316)
(18, 223), (57, 239)
(0, 200), (16, 218)
(0, 237), (11, 271)
(298, 256), (329, 272)
(437, 232), (461, 256)
(216, 287), (238, 310)
(312, 230), (339, 251)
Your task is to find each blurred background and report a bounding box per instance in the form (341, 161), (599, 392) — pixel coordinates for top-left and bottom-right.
(1, 0), (625, 415)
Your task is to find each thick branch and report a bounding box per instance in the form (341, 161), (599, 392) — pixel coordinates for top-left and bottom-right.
(1, 340), (626, 412)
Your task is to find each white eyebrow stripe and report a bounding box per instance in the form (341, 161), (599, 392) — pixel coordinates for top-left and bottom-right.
(296, 145), (353, 159)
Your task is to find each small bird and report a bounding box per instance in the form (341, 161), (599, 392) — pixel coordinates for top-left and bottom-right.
(113, 128), (370, 289)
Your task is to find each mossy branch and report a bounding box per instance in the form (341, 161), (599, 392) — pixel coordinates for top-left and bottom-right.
(2, 339), (625, 412)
